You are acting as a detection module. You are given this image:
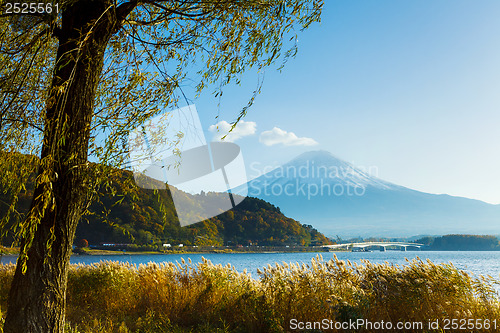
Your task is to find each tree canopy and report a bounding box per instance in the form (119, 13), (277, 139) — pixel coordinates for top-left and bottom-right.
(0, 0), (322, 255)
(0, 1), (323, 331)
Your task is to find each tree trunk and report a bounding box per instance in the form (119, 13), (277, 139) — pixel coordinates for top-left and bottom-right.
(4, 1), (116, 332)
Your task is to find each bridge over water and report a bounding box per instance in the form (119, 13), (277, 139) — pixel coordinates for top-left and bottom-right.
(324, 242), (425, 252)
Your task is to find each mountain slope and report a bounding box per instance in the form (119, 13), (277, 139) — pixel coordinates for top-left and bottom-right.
(246, 150), (500, 237)
(75, 179), (331, 247)
(0, 154), (331, 247)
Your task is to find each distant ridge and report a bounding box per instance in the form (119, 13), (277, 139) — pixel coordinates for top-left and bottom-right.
(246, 150), (500, 237)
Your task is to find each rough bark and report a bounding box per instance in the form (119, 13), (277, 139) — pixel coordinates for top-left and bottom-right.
(4, 1), (117, 332)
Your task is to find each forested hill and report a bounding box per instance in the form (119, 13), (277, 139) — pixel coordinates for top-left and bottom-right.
(416, 234), (500, 251)
(78, 187), (330, 247)
(0, 157), (330, 247)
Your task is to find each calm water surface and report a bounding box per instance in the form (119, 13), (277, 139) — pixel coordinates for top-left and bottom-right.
(3, 251), (500, 279)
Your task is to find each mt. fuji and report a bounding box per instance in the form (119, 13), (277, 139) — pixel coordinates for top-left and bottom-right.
(246, 151), (500, 237)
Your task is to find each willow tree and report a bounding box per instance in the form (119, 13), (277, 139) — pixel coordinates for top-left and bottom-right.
(0, 0), (322, 331)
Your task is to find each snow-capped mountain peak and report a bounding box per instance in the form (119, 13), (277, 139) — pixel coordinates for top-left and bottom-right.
(245, 150), (500, 237)
(251, 150), (396, 191)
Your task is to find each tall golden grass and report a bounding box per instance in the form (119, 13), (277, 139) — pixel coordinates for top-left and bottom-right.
(0, 255), (499, 332)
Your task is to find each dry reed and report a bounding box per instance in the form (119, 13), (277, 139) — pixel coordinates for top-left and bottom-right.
(0, 255), (499, 332)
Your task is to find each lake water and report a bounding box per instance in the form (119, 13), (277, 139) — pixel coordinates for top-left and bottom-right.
(2, 251), (500, 280)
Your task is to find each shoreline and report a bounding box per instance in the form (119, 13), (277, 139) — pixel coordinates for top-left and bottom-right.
(72, 247), (334, 256)
(1, 246), (335, 257)
(0, 248), (498, 256)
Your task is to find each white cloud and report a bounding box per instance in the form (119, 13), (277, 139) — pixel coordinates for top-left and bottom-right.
(259, 127), (318, 147)
(209, 120), (257, 142)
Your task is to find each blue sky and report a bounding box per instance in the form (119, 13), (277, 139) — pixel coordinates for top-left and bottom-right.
(189, 0), (500, 204)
